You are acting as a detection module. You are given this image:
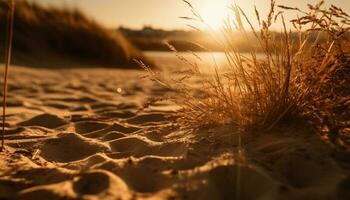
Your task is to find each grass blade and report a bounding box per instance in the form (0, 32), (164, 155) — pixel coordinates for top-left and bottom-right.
(1, 0), (15, 151)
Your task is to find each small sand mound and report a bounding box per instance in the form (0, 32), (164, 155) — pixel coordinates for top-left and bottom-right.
(40, 133), (110, 162)
(250, 133), (344, 186)
(153, 142), (188, 157)
(63, 153), (112, 171)
(19, 182), (76, 200)
(17, 113), (68, 129)
(91, 160), (174, 193)
(73, 170), (131, 198)
(205, 165), (279, 200)
(19, 170), (132, 200)
(171, 163), (280, 200)
(12, 168), (74, 186)
(109, 136), (151, 154)
(117, 168), (173, 193)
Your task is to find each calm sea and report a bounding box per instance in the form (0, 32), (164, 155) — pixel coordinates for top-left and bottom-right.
(145, 51), (264, 73)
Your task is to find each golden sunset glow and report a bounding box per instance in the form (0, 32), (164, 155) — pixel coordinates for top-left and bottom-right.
(201, 0), (233, 30)
(1, 0), (350, 199)
(29, 0), (350, 30)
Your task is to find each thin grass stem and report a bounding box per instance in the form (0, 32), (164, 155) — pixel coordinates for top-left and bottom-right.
(1, 0), (15, 151)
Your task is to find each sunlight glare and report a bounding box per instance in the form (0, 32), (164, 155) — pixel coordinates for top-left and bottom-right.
(201, 0), (233, 31)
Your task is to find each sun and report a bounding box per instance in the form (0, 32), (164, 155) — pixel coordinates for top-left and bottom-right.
(200, 0), (233, 31)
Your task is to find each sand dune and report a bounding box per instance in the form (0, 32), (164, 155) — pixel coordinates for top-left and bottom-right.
(0, 1), (153, 69)
(0, 66), (349, 200)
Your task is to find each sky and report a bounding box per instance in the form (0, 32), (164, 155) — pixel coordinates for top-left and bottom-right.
(30, 0), (350, 30)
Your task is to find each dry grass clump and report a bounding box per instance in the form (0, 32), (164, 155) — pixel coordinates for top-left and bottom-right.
(141, 0), (350, 148)
(0, 0), (152, 68)
(281, 1), (350, 148)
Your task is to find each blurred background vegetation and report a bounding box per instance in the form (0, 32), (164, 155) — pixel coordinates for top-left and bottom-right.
(0, 0), (153, 68)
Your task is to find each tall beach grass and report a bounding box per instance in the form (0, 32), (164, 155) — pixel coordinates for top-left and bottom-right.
(140, 0), (350, 148)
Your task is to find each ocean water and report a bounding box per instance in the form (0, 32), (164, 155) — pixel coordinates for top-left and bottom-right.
(145, 51), (265, 73)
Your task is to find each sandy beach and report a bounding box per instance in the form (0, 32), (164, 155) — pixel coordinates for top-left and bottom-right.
(0, 65), (348, 200)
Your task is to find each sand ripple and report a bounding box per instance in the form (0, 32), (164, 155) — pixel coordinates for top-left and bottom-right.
(0, 67), (349, 200)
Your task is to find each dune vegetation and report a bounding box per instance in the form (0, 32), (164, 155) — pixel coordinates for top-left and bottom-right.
(141, 0), (350, 149)
(0, 0), (349, 199)
(0, 0), (153, 68)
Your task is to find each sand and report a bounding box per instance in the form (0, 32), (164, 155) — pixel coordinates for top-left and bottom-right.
(0, 65), (349, 200)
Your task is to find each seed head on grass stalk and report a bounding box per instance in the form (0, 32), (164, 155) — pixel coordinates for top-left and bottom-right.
(140, 1), (350, 144)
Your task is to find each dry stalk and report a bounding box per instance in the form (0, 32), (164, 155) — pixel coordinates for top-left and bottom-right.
(1, 0), (15, 151)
